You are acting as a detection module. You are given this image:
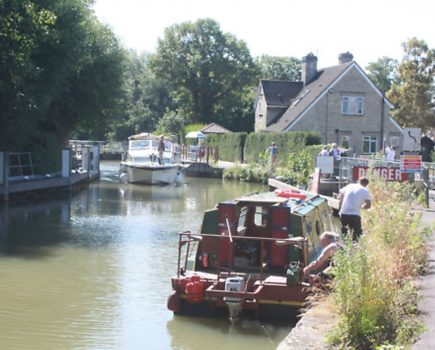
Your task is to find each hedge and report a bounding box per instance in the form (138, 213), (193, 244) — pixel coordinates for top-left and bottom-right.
(203, 132), (248, 163)
(203, 131), (322, 164)
(244, 131), (322, 163)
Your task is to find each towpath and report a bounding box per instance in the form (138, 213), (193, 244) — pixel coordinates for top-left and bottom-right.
(413, 189), (435, 349)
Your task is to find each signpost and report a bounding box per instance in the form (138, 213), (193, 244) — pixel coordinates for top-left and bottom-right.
(400, 154), (423, 174)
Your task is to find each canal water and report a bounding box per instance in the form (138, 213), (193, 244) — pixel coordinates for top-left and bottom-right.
(0, 162), (295, 350)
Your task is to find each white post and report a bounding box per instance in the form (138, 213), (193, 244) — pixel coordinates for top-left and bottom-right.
(82, 146), (90, 172)
(92, 144), (100, 173)
(62, 149), (71, 178)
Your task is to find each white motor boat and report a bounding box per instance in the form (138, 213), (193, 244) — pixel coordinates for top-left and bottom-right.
(120, 133), (183, 185)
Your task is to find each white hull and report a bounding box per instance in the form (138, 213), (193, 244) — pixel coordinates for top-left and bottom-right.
(122, 162), (182, 185)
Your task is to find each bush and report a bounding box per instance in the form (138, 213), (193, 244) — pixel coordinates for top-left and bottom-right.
(329, 173), (429, 349)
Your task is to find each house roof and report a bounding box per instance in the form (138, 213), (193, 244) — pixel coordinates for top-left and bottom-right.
(266, 61), (354, 132)
(260, 80), (303, 107)
(200, 122), (231, 134)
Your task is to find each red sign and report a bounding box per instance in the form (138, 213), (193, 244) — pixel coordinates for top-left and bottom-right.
(353, 166), (409, 182)
(400, 155), (422, 173)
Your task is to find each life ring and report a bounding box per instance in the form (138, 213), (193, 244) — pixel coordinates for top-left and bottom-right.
(274, 188), (307, 200)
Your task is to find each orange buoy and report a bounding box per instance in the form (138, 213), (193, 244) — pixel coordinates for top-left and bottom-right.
(185, 275), (205, 303)
(274, 188), (307, 200)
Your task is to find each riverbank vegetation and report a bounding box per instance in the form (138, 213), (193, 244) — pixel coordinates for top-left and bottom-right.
(218, 131), (322, 184)
(328, 173), (430, 349)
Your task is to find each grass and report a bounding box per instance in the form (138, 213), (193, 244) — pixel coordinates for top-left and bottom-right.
(327, 172), (431, 349)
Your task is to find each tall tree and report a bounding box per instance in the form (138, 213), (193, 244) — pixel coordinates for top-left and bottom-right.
(0, 0), (125, 169)
(365, 56), (398, 93)
(256, 55), (301, 81)
(149, 18), (258, 130)
(387, 38), (435, 131)
(108, 51), (176, 140)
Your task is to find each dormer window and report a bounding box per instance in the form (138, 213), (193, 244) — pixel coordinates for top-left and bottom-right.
(342, 96), (364, 115)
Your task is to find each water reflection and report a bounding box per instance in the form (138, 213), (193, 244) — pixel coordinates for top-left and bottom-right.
(0, 161), (293, 349)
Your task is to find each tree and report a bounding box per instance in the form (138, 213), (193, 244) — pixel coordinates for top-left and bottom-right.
(156, 110), (185, 135)
(0, 0), (125, 169)
(149, 18), (258, 129)
(365, 56), (398, 93)
(387, 38), (435, 131)
(256, 55), (301, 81)
(108, 51), (176, 140)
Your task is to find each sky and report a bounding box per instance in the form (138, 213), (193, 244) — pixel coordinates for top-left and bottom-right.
(93, 0), (435, 70)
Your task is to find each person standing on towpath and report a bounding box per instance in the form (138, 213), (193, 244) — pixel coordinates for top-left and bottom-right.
(338, 176), (372, 241)
(267, 141), (279, 172)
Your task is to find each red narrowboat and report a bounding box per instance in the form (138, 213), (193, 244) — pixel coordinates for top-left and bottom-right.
(167, 190), (333, 320)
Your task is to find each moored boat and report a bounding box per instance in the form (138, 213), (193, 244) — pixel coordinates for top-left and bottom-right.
(167, 189), (333, 320)
(120, 133), (183, 185)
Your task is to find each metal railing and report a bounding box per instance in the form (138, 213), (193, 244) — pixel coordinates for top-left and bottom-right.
(8, 152), (34, 178)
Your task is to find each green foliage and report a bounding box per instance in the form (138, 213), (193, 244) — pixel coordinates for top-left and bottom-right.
(148, 18), (259, 130)
(156, 110), (185, 135)
(330, 175), (428, 349)
(276, 148), (316, 186)
(255, 55), (301, 81)
(244, 131), (321, 163)
(366, 57), (399, 93)
(0, 0), (125, 170)
(204, 132), (247, 162)
(386, 38), (435, 131)
(223, 164), (270, 184)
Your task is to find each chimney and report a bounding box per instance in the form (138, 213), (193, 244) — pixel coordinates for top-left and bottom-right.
(338, 52), (354, 64)
(301, 53), (318, 85)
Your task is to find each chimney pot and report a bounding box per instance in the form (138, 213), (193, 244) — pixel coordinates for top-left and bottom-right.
(339, 52), (354, 64)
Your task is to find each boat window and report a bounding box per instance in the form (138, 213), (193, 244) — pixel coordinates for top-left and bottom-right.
(254, 206), (268, 227)
(238, 207), (248, 228)
(316, 220), (321, 237)
(305, 221), (313, 236)
(130, 140), (150, 149)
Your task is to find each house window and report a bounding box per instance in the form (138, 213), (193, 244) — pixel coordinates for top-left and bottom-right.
(341, 135), (351, 150)
(342, 96), (364, 115)
(390, 136), (399, 147)
(363, 136), (378, 154)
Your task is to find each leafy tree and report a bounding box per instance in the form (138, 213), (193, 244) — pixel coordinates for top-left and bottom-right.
(109, 51), (176, 141)
(256, 55), (301, 81)
(366, 56), (398, 93)
(0, 0), (125, 170)
(156, 110), (185, 135)
(149, 18), (258, 129)
(387, 38), (435, 131)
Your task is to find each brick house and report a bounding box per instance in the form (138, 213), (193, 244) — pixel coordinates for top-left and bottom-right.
(255, 52), (403, 155)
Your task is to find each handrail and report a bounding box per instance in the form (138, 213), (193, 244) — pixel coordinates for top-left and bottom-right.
(177, 231), (307, 280)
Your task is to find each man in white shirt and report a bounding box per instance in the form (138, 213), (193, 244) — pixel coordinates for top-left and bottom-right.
(338, 177), (372, 241)
(384, 145), (396, 161)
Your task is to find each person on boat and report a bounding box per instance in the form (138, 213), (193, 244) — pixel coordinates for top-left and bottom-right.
(158, 134), (165, 165)
(303, 231), (342, 284)
(338, 176), (372, 241)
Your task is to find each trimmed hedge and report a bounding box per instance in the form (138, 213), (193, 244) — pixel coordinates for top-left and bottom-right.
(204, 131), (321, 163)
(244, 131), (322, 163)
(204, 132), (248, 163)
